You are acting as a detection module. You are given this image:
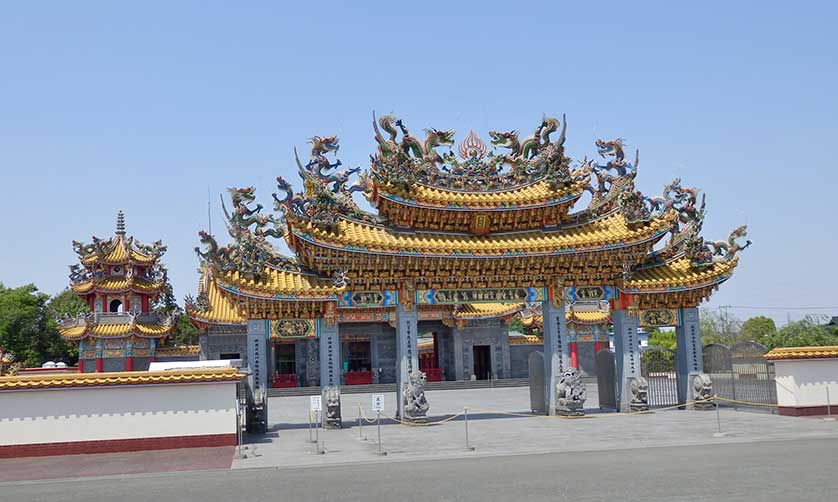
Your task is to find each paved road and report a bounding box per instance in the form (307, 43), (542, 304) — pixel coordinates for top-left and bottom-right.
(4, 438), (836, 501)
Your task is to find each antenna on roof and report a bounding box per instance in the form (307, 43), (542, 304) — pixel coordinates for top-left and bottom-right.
(116, 210), (126, 235)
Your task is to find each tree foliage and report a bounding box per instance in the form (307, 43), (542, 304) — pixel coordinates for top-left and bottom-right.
(699, 308), (743, 345)
(739, 316), (777, 344)
(646, 327), (676, 350)
(762, 316), (838, 349)
(0, 284), (77, 367)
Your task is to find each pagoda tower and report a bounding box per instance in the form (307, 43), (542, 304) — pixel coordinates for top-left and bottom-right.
(58, 211), (173, 372)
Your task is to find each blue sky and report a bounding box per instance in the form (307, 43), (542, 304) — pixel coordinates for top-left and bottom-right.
(1, 2), (836, 325)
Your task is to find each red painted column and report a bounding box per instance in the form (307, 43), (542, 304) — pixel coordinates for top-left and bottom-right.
(124, 357), (133, 371)
(593, 341), (602, 354)
(95, 357), (103, 372)
(141, 296), (149, 313)
(77, 359), (84, 373)
(569, 342), (578, 369)
(101, 296), (108, 313)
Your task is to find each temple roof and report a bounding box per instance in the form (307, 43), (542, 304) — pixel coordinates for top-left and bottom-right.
(292, 211), (672, 257)
(453, 303), (524, 320)
(214, 267), (342, 300)
(622, 257), (737, 292)
(372, 178), (586, 211)
(521, 306), (612, 329)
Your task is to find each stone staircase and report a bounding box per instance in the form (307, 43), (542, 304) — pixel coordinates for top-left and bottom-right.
(267, 377), (531, 397)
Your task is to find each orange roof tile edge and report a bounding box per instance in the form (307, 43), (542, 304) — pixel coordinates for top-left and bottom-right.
(0, 368), (243, 391)
(155, 346), (201, 356)
(763, 346), (838, 360)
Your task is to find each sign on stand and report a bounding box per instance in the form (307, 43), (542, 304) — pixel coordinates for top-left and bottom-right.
(371, 394), (384, 412)
(310, 395), (322, 413)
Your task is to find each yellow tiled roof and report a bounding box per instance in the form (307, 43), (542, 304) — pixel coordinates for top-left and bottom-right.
(187, 281), (246, 325)
(623, 258), (738, 292)
(0, 368), (243, 391)
(377, 178), (586, 209)
(59, 322), (171, 340)
(80, 235), (157, 266)
(156, 345), (201, 356)
(521, 308), (611, 328)
(215, 267), (342, 298)
(454, 303), (525, 319)
(764, 346), (838, 360)
(295, 211), (672, 255)
(508, 334), (543, 345)
(71, 276), (162, 294)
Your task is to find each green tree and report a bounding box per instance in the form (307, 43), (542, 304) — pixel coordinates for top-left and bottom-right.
(739, 316), (777, 344)
(0, 284), (76, 367)
(646, 327), (677, 350)
(763, 316), (838, 349)
(153, 281), (200, 347)
(48, 288), (89, 319)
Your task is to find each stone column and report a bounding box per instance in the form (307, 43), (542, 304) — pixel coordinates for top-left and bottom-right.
(452, 325), (465, 381)
(613, 309), (641, 412)
(395, 304), (419, 419)
(318, 318), (341, 389)
(542, 298), (569, 415)
(246, 320), (269, 432)
(675, 307), (703, 404)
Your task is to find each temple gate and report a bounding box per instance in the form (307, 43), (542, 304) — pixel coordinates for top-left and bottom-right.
(54, 113), (749, 427)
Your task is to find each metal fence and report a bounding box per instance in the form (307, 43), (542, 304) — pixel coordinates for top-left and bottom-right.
(703, 341), (777, 408)
(641, 346), (679, 407)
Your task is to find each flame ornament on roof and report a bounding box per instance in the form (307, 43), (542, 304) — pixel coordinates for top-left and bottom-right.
(457, 130), (486, 160)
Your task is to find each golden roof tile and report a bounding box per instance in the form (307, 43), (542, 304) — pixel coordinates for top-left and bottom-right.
(376, 179), (586, 209)
(58, 322), (172, 340)
(294, 211), (672, 256)
(454, 303), (525, 319)
(214, 267), (341, 299)
(187, 281), (246, 325)
(623, 257), (738, 292)
(763, 346), (838, 360)
(71, 276), (162, 294)
(0, 368), (243, 391)
(155, 345), (201, 356)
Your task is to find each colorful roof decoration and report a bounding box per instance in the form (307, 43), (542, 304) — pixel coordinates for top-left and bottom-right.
(59, 313), (172, 340)
(763, 346), (838, 361)
(187, 113), (749, 322)
(520, 304), (612, 330)
(0, 368), (243, 391)
(453, 303), (524, 320)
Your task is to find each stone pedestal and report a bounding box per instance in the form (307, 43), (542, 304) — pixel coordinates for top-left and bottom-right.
(675, 307), (703, 405)
(613, 310), (641, 412)
(542, 299), (569, 415)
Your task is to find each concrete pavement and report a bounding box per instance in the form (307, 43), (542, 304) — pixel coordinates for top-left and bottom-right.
(4, 438), (837, 501)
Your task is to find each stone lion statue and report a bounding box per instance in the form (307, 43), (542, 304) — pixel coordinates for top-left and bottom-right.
(629, 376), (649, 412)
(323, 386), (342, 428)
(556, 368), (586, 416)
(692, 373), (715, 410)
(402, 370), (430, 421)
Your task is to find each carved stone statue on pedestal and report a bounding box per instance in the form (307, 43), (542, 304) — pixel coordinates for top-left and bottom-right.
(692, 373), (716, 410)
(629, 376), (650, 412)
(402, 370), (430, 421)
(556, 368), (586, 416)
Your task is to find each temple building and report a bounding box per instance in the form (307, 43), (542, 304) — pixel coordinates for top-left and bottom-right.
(179, 113), (749, 425)
(58, 211), (172, 372)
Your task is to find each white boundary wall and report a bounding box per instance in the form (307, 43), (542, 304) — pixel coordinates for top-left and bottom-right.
(0, 381), (238, 446)
(773, 358), (838, 408)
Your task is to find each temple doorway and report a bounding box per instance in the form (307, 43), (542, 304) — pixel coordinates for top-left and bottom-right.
(345, 341), (372, 384)
(473, 345), (492, 380)
(273, 343), (296, 388)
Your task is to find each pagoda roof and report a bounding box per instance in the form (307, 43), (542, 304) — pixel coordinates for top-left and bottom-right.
(79, 236), (158, 266)
(71, 276), (164, 295)
(291, 211), (673, 258)
(58, 313), (172, 341)
(521, 306), (611, 329)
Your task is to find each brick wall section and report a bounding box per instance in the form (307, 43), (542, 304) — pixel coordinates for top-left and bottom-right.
(0, 433), (237, 459)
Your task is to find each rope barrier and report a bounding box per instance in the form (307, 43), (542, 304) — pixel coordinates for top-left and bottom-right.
(359, 406), (464, 427)
(714, 396), (778, 408)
